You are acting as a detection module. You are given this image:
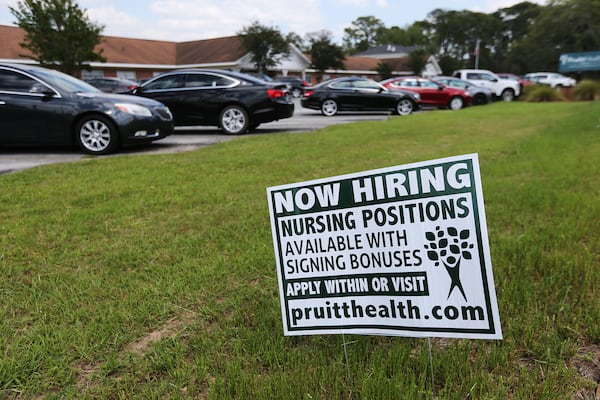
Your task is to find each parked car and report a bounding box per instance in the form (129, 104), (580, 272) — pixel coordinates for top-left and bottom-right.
(496, 73), (534, 89)
(0, 63), (174, 155)
(273, 76), (307, 98)
(453, 69), (521, 101)
(301, 77), (421, 116)
(380, 76), (471, 110)
(85, 77), (140, 93)
(523, 72), (576, 88)
(132, 69), (294, 134)
(431, 76), (493, 106)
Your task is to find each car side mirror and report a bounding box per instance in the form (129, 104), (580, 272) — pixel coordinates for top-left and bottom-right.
(30, 83), (55, 97)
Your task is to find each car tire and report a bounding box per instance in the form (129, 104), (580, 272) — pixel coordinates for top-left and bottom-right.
(395, 99), (414, 116)
(291, 88), (302, 98)
(449, 96), (464, 110)
(75, 114), (119, 155)
(220, 105), (249, 135)
(321, 99), (338, 116)
(472, 93), (487, 105)
(501, 88), (515, 102)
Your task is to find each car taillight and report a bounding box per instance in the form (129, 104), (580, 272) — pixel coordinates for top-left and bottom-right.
(303, 90), (314, 98)
(267, 88), (286, 99)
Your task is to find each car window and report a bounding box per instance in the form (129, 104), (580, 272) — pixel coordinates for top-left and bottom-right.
(398, 79), (418, 87)
(184, 73), (235, 88)
(330, 80), (352, 89)
(466, 73), (480, 79)
(352, 80), (381, 90)
(32, 68), (97, 93)
(446, 80), (466, 89)
(420, 80), (439, 89)
(144, 75), (183, 90)
(0, 69), (39, 93)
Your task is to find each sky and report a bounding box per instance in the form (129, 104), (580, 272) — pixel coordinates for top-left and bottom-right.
(0, 0), (547, 43)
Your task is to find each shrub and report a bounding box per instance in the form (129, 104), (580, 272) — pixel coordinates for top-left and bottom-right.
(522, 84), (566, 102)
(571, 80), (600, 101)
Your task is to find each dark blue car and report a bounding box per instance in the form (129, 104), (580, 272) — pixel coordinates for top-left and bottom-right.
(0, 63), (174, 155)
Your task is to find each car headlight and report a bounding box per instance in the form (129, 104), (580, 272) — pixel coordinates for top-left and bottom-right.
(114, 103), (152, 117)
(410, 92), (421, 101)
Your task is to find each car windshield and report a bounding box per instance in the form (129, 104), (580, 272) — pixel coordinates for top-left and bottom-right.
(33, 68), (100, 93)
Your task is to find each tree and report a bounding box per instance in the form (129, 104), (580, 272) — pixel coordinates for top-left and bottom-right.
(238, 21), (290, 73)
(343, 16), (385, 54)
(307, 30), (345, 82)
(10, 0), (105, 76)
(377, 22), (428, 47)
(375, 61), (394, 80)
(508, 0), (600, 72)
(286, 32), (307, 53)
(407, 48), (428, 76)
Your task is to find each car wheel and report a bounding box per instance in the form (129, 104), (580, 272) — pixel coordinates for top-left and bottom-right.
(321, 99), (338, 116)
(291, 88), (302, 98)
(501, 88), (515, 102)
(395, 99), (414, 115)
(472, 94), (487, 105)
(449, 96), (464, 110)
(75, 115), (119, 155)
(220, 105), (249, 135)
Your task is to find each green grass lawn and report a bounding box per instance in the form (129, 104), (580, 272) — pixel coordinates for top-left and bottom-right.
(0, 102), (599, 399)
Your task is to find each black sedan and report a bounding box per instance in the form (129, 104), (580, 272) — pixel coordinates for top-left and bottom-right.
(301, 77), (421, 116)
(85, 77), (140, 94)
(0, 63), (174, 155)
(132, 69), (295, 135)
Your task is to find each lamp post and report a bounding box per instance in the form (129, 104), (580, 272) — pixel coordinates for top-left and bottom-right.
(474, 39), (481, 69)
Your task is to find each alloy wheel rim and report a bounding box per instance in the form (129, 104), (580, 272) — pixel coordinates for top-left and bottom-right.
(323, 101), (337, 116)
(398, 100), (412, 115)
(223, 109), (245, 133)
(80, 120), (110, 152)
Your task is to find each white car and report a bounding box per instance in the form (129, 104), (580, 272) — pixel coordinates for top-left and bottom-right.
(453, 69), (521, 101)
(524, 72), (576, 88)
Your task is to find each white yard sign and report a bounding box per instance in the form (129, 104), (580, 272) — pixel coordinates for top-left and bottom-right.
(267, 154), (502, 339)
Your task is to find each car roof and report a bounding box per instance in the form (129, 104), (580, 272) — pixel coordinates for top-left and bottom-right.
(148, 68), (267, 84)
(0, 63), (50, 74)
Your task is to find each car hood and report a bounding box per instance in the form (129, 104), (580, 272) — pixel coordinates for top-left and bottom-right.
(75, 91), (167, 107)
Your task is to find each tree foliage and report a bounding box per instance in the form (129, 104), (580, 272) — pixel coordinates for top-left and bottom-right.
(343, 16), (385, 54)
(238, 21), (290, 73)
(306, 30), (345, 81)
(10, 0), (105, 76)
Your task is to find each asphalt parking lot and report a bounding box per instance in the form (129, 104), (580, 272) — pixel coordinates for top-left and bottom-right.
(0, 102), (392, 174)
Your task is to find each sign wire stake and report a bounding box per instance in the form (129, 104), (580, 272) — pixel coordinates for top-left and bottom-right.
(427, 337), (436, 397)
(342, 333), (352, 385)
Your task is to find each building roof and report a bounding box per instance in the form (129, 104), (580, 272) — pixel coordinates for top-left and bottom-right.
(355, 44), (419, 59)
(0, 25), (425, 76)
(97, 35), (176, 65)
(342, 56), (380, 72)
(177, 36), (245, 65)
(0, 25), (243, 67)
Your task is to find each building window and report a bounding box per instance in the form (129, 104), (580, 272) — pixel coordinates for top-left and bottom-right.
(116, 71), (136, 80)
(81, 70), (104, 80)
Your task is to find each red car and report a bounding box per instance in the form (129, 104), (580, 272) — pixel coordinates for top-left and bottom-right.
(380, 77), (471, 110)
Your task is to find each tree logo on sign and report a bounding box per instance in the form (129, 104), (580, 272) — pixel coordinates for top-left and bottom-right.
(424, 226), (474, 301)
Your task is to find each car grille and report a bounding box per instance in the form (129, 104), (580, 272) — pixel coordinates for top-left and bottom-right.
(154, 107), (173, 121)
